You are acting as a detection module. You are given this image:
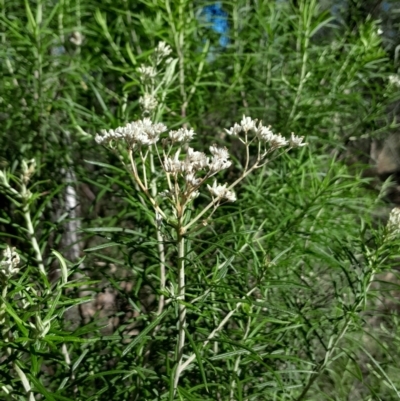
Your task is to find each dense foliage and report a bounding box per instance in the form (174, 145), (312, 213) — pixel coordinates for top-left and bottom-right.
(1, 0), (400, 400)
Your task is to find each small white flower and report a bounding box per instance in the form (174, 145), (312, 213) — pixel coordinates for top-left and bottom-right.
(387, 207), (400, 238)
(186, 148), (209, 171)
(256, 125), (274, 142)
(70, 31), (84, 46)
(188, 190), (200, 201)
(208, 145), (231, 172)
(389, 74), (400, 88)
(209, 145), (229, 160)
(185, 172), (201, 187)
(209, 158), (232, 173)
(224, 190), (236, 202)
(225, 123), (242, 136)
(289, 133), (307, 148)
(95, 133), (104, 144)
(138, 65), (157, 82)
(269, 133), (289, 150)
(96, 119), (167, 147)
(139, 94), (158, 112)
(169, 128), (196, 143)
(0, 246), (20, 279)
(154, 41), (172, 61)
(164, 150), (183, 174)
(207, 181), (236, 202)
(207, 180), (227, 198)
(240, 115), (256, 132)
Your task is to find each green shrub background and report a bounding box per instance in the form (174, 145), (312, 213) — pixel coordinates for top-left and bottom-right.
(1, 0), (400, 400)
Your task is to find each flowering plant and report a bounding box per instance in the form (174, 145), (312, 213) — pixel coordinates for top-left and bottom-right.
(94, 42), (306, 394)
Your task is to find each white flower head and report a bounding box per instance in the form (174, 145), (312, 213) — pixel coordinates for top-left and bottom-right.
(225, 123), (242, 136)
(0, 246), (20, 279)
(387, 207), (400, 238)
(289, 133), (307, 148)
(186, 148), (209, 171)
(138, 65), (157, 82)
(154, 41), (172, 62)
(169, 128), (196, 143)
(139, 94), (158, 112)
(209, 145), (231, 172)
(207, 180), (236, 202)
(256, 125), (274, 142)
(240, 115), (256, 132)
(188, 190), (200, 201)
(269, 133), (289, 150)
(389, 74), (400, 88)
(224, 190), (237, 202)
(70, 31), (84, 46)
(164, 150), (183, 174)
(185, 172), (201, 187)
(95, 119), (167, 147)
(209, 145), (229, 159)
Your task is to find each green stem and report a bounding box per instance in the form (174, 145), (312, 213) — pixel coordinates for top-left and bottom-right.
(173, 232), (186, 393)
(288, 0), (315, 122)
(21, 185), (45, 275)
(230, 315), (252, 401)
(295, 268), (377, 401)
(180, 287), (257, 373)
(149, 149), (166, 316)
(183, 163), (259, 233)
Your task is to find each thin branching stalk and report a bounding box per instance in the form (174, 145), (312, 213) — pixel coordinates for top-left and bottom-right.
(288, 0), (315, 122)
(149, 150), (167, 315)
(165, 0), (187, 119)
(180, 287), (257, 374)
(230, 315), (252, 400)
(19, 181), (45, 275)
(173, 232), (187, 392)
(295, 264), (378, 401)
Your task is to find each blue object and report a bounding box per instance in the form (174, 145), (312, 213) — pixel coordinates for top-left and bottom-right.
(381, 1), (391, 13)
(202, 2), (229, 48)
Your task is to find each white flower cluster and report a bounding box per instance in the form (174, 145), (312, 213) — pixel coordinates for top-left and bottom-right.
(387, 207), (400, 238)
(207, 180), (236, 202)
(164, 144), (236, 202)
(154, 41), (172, 64)
(138, 65), (157, 83)
(225, 115), (306, 150)
(169, 127), (196, 143)
(389, 74), (400, 88)
(70, 31), (84, 46)
(164, 145), (231, 175)
(95, 118), (167, 147)
(0, 246), (20, 280)
(139, 93), (158, 112)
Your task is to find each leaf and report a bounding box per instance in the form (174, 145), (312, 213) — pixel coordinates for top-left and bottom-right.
(122, 308), (170, 356)
(52, 250), (68, 285)
(83, 242), (120, 252)
(72, 348), (89, 372)
(184, 326), (208, 391)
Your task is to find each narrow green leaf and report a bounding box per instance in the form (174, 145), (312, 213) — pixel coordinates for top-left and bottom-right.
(52, 249), (68, 285)
(122, 308), (170, 356)
(24, 0), (36, 32)
(125, 42), (137, 65)
(184, 327), (208, 392)
(72, 348), (89, 372)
